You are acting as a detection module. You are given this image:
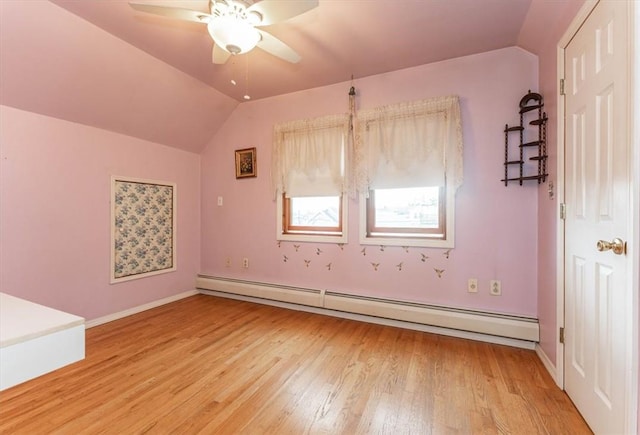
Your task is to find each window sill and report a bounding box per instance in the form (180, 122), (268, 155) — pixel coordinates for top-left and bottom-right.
(277, 232), (347, 244)
(359, 235), (453, 249)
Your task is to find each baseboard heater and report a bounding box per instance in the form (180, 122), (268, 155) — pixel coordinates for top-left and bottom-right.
(196, 275), (539, 343)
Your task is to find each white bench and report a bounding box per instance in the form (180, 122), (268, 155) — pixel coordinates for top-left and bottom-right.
(0, 293), (85, 391)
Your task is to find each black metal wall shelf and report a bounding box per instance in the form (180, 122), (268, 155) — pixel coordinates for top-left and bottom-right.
(502, 90), (548, 186)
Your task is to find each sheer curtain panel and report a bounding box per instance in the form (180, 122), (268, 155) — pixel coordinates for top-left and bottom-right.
(272, 114), (350, 198)
(355, 95), (463, 195)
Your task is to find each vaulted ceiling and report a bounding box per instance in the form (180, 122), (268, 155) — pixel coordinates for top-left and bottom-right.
(1, 0), (570, 153)
(50, 0), (533, 101)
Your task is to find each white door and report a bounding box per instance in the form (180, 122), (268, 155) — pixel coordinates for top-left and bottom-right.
(564, 1), (632, 433)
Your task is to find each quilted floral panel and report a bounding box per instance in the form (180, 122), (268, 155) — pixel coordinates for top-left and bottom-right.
(113, 179), (175, 280)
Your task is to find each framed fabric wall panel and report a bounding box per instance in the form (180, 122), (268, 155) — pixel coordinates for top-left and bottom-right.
(110, 176), (177, 283)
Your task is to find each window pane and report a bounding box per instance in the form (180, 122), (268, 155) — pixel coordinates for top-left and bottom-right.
(374, 187), (440, 228)
(290, 196), (340, 227)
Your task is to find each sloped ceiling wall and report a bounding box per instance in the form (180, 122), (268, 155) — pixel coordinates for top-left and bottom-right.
(0, 1), (238, 153)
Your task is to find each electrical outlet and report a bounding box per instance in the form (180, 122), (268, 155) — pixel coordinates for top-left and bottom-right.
(217, 196), (223, 206)
(242, 258), (249, 268)
(490, 280), (501, 296)
(468, 278), (478, 293)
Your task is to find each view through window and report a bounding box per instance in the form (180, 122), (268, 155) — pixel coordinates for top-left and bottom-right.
(371, 187), (440, 229)
(289, 196), (341, 228)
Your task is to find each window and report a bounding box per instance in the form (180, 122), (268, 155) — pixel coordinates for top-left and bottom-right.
(356, 96), (463, 248)
(278, 194), (347, 242)
(272, 114), (350, 243)
(284, 195), (342, 235)
(367, 186), (445, 238)
(272, 96), (463, 246)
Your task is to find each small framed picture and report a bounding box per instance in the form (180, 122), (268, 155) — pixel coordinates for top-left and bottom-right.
(235, 147), (257, 178)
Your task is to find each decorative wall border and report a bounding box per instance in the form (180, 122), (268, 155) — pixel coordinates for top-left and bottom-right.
(110, 176), (177, 283)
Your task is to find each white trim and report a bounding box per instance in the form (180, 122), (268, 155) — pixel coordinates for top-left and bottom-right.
(199, 289), (536, 350)
(110, 175), (177, 284)
(535, 343), (559, 386)
(559, 1), (599, 48)
(555, 38), (568, 393)
(84, 290), (198, 329)
(629, 1), (639, 431)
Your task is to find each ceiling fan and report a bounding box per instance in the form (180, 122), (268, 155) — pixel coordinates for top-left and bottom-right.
(129, 0), (318, 64)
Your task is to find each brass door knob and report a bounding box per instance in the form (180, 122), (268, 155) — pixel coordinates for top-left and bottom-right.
(596, 238), (626, 255)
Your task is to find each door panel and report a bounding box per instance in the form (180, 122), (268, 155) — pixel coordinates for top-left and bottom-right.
(564, 1), (631, 433)
(569, 255), (586, 376)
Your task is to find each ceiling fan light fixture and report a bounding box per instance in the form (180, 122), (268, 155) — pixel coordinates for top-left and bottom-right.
(247, 11), (262, 26)
(207, 17), (260, 55)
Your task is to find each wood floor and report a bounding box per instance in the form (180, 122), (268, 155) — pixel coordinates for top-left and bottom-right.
(0, 294), (590, 434)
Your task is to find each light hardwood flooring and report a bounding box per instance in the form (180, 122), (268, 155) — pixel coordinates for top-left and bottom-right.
(0, 294), (591, 434)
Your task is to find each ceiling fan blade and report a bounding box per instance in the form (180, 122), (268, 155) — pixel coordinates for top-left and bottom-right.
(212, 44), (232, 64)
(248, 0), (318, 26)
(129, 2), (212, 23)
(256, 29), (301, 63)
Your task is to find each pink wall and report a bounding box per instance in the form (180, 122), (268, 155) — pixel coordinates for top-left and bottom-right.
(0, 106), (201, 320)
(519, 0), (585, 367)
(201, 47), (540, 317)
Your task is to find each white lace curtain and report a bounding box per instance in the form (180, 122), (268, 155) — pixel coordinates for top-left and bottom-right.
(355, 95), (463, 195)
(272, 113), (350, 198)
(272, 95), (463, 198)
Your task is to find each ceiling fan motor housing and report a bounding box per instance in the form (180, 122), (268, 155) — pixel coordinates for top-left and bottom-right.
(207, 17), (260, 55)
(208, 1), (262, 54)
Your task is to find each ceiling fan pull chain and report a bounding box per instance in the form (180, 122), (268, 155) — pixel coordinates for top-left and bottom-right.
(244, 54), (251, 100)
